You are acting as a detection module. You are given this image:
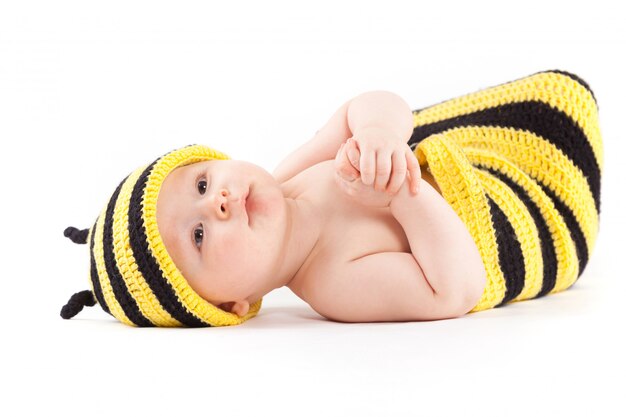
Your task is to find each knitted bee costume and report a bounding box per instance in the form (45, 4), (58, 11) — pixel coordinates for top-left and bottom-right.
(61, 144), (263, 327)
(408, 69), (603, 312)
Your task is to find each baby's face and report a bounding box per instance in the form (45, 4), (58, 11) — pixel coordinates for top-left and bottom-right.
(156, 158), (288, 316)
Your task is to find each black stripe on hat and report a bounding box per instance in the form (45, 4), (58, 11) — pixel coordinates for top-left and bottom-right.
(88, 216), (111, 316)
(127, 161), (210, 327)
(102, 176), (155, 327)
(410, 100), (602, 215)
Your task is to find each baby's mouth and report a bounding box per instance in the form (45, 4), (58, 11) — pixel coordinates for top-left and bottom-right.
(244, 187), (251, 225)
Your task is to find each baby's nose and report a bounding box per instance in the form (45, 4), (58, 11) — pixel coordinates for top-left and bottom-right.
(210, 188), (243, 221)
(211, 188), (231, 219)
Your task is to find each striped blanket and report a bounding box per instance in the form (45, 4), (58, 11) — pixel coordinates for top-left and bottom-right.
(408, 70), (603, 312)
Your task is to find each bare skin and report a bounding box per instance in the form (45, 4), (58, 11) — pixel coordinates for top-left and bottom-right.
(156, 90), (485, 322)
(155, 158), (322, 317)
(156, 155), (444, 318)
(278, 160), (447, 310)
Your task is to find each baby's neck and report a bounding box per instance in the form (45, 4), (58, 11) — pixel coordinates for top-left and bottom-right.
(273, 161), (329, 298)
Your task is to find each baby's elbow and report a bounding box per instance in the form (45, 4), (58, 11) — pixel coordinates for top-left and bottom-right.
(457, 250), (487, 315)
(460, 273), (487, 315)
(442, 274), (486, 318)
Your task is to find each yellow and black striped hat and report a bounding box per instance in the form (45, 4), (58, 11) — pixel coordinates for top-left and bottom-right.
(60, 144), (263, 327)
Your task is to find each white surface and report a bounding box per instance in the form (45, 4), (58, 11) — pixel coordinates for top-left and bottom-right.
(1, 1), (624, 416)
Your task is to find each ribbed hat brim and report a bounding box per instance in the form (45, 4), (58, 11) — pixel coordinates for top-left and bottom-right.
(87, 144), (262, 327)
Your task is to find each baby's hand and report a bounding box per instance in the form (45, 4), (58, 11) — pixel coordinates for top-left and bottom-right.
(334, 131), (420, 208)
(336, 126), (421, 195)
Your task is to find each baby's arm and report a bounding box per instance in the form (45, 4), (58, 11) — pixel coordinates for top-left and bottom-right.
(272, 91), (413, 184)
(309, 179), (485, 323)
(389, 177), (487, 312)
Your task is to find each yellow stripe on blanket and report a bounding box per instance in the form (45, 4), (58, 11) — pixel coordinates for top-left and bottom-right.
(409, 69), (603, 312)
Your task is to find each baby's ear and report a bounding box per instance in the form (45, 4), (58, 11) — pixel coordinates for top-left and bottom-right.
(217, 300), (250, 317)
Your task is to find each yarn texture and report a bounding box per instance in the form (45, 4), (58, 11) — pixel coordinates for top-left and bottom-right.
(408, 69), (602, 312)
(62, 144), (263, 327)
(61, 69), (602, 325)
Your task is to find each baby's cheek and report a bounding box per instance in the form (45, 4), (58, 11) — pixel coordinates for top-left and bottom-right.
(214, 233), (243, 259)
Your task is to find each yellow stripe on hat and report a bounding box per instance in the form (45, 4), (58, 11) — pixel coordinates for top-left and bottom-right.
(112, 164), (183, 327)
(86, 226), (97, 302)
(92, 204), (134, 326)
(142, 144), (262, 326)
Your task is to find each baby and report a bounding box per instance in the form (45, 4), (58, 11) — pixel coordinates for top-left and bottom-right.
(155, 90), (487, 323)
(60, 70), (602, 327)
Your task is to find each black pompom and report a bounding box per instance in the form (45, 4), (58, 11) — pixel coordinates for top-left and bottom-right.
(64, 226), (89, 244)
(60, 290), (96, 319)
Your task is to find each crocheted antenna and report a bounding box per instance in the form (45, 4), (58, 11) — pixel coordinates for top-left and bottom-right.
(64, 226), (89, 244)
(61, 226), (97, 319)
(60, 289), (96, 319)
(60, 144), (263, 327)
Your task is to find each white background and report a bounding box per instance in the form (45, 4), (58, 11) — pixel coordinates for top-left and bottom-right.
(1, 1), (624, 416)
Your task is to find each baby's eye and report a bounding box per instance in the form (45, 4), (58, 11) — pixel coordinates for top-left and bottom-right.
(193, 224), (204, 248)
(197, 178), (207, 195)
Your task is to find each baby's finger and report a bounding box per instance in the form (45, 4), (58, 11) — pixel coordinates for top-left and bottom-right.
(405, 148), (422, 194)
(385, 149), (407, 194)
(339, 141), (360, 181)
(374, 149), (393, 192)
(346, 138), (360, 170)
(358, 146), (376, 186)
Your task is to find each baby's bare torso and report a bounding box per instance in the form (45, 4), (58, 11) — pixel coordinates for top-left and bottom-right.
(283, 160), (442, 301)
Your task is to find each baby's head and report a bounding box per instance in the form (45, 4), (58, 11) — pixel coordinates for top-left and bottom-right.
(61, 144), (289, 327)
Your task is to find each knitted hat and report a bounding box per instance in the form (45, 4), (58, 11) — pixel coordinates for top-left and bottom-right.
(60, 144), (263, 327)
